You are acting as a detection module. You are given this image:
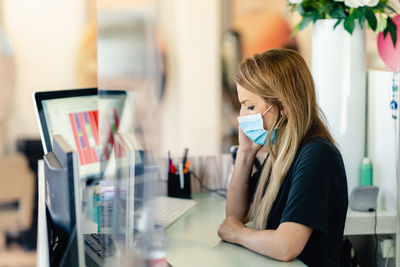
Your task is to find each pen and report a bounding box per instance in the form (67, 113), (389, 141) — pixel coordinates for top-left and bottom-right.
(184, 160), (190, 173)
(178, 163), (184, 189)
(170, 163), (176, 174)
(168, 150), (177, 173)
(182, 148), (188, 171)
(168, 151), (171, 172)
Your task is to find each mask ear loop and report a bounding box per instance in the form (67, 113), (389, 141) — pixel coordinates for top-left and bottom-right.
(274, 115), (285, 129)
(261, 105), (273, 116)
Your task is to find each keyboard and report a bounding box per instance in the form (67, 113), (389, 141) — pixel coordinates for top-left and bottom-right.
(151, 196), (196, 227)
(84, 233), (115, 267)
(85, 233), (174, 267)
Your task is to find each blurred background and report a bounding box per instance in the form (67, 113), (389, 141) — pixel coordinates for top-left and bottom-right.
(0, 0), (396, 266)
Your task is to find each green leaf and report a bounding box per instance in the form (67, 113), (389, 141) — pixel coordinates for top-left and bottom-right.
(365, 8), (377, 31)
(296, 4), (306, 16)
(372, 13), (387, 39)
(344, 16), (355, 34)
(311, 10), (320, 22)
(383, 3), (397, 14)
(300, 1), (316, 13)
(298, 15), (313, 31)
(329, 6), (347, 19)
(291, 15), (313, 37)
(373, 2), (386, 13)
(387, 17), (398, 47)
(383, 28), (389, 38)
(378, 13), (388, 32)
(334, 19), (343, 29)
(358, 17), (366, 29)
(357, 8), (366, 29)
(291, 24), (300, 38)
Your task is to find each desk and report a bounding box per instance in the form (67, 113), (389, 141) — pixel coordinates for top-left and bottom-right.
(344, 208), (397, 235)
(166, 193), (305, 267)
(344, 208), (399, 266)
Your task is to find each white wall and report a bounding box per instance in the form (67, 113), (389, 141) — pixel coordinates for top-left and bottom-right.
(159, 0), (222, 157)
(368, 70), (399, 211)
(1, 0), (222, 157)
(2, 0), (87, 152)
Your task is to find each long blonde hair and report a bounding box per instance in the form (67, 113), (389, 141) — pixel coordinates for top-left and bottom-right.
(236, 48), (335, 230)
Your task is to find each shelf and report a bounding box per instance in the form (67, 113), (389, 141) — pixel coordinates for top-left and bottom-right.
(344, 208), (398, 235)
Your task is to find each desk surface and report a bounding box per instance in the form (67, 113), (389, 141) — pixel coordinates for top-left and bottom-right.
(166, 193), (305, 267)
(345, 208), (398, 235)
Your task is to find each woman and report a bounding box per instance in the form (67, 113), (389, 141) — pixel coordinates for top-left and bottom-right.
(217, 48), (348, 267)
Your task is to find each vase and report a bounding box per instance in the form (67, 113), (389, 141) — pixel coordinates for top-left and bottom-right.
(312, 19), (366, 194)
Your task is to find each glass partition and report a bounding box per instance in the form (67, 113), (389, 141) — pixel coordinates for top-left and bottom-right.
(82, 0), (166, 266)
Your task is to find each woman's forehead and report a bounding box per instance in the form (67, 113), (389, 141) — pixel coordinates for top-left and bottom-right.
(237, 84), (263, 102)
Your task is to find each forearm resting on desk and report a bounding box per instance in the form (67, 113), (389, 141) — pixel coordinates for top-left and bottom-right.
(226, 150), (256, 222)
(218, 217), (312, 262)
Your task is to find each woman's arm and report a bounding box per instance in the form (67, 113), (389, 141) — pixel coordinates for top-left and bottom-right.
(218, 216), (312, 261)
(225, 149), (257, 222)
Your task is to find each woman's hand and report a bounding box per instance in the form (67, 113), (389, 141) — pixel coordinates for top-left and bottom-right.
(217, 216), (245, 244)
(225, 128), (259, 222)
(238, 126), (262, 155)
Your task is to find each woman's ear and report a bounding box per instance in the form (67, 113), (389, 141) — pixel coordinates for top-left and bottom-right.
(278, 100), (285, 115)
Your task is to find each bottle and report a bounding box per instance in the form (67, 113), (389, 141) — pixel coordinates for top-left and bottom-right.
(134, 206), (167, 267)
(360, 157), (373, 186)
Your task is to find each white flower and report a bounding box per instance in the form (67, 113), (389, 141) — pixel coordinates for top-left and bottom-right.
(344, 0), (362, 8)
(288, 0), (303, 4)
(343, 0), (379, 8)
(362, 0), (379, 7)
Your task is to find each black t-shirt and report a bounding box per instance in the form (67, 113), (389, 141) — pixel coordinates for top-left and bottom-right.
(248, 137), (348, 267)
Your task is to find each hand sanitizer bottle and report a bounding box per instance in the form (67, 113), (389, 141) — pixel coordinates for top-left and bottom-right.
(360, 157), (373, 186)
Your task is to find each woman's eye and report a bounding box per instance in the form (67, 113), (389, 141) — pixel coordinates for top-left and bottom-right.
(247, 106), (255, 111)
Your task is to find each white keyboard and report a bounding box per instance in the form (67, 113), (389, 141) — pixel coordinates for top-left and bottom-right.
(151, 196), (196, 227)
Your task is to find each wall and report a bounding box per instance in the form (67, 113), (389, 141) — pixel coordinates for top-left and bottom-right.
(0, 0), (222, 157)
(159, 0), (222, 157)
(2, 0), (88, 153)
(368, 70), (399, 211)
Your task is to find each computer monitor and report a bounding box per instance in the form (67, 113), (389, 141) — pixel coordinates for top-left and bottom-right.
(33, 88), (126, 180)
(43, 134), (84, 267)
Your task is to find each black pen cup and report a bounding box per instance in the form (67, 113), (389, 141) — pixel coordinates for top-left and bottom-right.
(168, 171), (191, 199)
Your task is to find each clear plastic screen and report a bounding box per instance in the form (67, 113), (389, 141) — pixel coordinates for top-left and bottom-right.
(79, 0), (165, 266)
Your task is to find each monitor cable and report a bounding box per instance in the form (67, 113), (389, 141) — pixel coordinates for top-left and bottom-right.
(374, 209), (378, 267)
(369, 207), (378, 267)
(190, 170), (227, 198)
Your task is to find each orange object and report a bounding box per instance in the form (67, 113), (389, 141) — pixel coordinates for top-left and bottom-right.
(184, 161), (190, 173)
(233, 10), (294, 59)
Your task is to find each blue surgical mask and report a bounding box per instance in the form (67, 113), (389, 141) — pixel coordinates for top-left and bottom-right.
(237, 106), (281, 146)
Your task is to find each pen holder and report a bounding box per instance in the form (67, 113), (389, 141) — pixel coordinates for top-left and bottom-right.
(168, 171), (191, 199)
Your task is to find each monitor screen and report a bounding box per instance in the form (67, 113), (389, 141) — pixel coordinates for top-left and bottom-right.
(35, 89), (126, 180)
(42, 95), (99, 179)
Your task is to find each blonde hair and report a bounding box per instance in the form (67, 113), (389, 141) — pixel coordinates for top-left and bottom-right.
(236, 48), (335, 230)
